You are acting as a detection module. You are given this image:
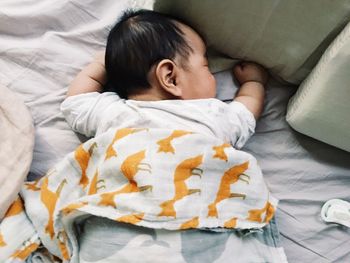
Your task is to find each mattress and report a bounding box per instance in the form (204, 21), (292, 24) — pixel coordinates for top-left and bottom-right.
(0, 0), (349, 262)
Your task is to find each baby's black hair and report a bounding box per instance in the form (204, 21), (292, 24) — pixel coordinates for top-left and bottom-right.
(105, 9), (193, 98)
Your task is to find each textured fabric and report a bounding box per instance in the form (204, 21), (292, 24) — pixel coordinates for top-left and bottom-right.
(154, 0), (350, 84)
(0, 0), (154, 178)
(61, 92), (255, 149)
(0, 85), (34, 219)
(1, 0), (349, 261)
(287, 22), (350, 152)
(0, 197), (40, 262)
(77, 216), (287, 263)
(0, 127), (278, 262)
(242, 78), (350, 263)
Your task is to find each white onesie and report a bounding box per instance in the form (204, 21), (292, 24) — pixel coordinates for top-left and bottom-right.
(60, 92), (256, 149)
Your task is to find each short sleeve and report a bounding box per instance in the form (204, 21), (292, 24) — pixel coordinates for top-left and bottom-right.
(225, 101), (256, 148)
(60, 92), (122, 137)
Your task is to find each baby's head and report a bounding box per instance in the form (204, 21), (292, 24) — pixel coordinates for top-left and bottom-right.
(105, 10), (216, 100)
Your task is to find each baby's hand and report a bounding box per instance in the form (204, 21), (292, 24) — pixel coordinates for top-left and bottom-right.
(233, 62), (269, 85)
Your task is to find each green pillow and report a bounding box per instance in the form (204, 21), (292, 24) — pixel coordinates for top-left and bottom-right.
(286, 22), (350, 152)
(154, 0), (350, 84)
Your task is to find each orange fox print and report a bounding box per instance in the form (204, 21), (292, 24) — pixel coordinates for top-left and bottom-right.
(157, 130), (192, 154)
(4, 196), (24, 218)
(11, 242), (39, 260)
(208, 161), (249, 218)
(88, 170), (106, 195)
(61, 201), (88, 216)
(24, 178), (41, 191)
(212, 143), (231, 162)
(224, 217), (237, 228)
(99, 150), (152, 208)
(88, 170), (99, 195)
(105, 128), (146, 160)
(247, 201), (275, 223)
(75, 142), (97, 189)
(57, 231), (70, 260)
(120, 150), (152, 182)
(158, 155), (203, 218)
(180, 217), (199, 230)
(0, 232), (6, 247)
(116, 213), (145, 224)
(40, 177), (67, 239)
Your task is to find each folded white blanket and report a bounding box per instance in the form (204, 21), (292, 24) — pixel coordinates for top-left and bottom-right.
(1, 127), (277, 261)
(0, 84), (34, 219)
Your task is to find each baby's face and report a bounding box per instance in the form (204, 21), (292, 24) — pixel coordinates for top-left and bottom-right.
(176, 23), (216, 100)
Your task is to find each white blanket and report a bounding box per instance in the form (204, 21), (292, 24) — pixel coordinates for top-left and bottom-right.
(0, 85), (34, 219)
(0, 127), (278, 262)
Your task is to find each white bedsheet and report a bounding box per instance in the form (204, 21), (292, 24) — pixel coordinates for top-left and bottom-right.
(0, 0), (153, 177)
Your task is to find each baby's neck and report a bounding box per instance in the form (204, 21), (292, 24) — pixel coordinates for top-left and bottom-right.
(128, 93), (163, 101)
(128, 88), (177, 101)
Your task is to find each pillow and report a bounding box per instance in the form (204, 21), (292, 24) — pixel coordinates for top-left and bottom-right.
(0, 85), (34, 219)
(154, 0), (350, 84)
(286, 22), (350, 152)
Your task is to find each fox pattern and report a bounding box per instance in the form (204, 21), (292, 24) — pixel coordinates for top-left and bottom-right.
(1, 128), (276, 261)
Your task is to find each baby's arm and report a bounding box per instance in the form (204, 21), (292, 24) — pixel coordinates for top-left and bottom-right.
(233, 62), (269, 120)
(67, 51), (106, 97)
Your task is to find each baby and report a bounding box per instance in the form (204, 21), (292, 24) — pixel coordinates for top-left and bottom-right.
(61, 9), (268, 148)
(0, 11), (274, 260)
(32, 9), (276, 237)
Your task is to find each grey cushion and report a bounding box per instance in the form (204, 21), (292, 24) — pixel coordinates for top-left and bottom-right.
(154, 0), (350, 84)
(287, 22), (350, 152)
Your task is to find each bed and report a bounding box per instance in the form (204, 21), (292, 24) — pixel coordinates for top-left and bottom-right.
(0, 0), (349, 262)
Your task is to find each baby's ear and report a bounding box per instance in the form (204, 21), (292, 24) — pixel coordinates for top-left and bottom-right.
(155, 59), (182, 97)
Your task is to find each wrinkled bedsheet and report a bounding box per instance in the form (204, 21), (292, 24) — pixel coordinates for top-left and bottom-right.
(218, 73), (350, 262)
(0, 0), (350, 262)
